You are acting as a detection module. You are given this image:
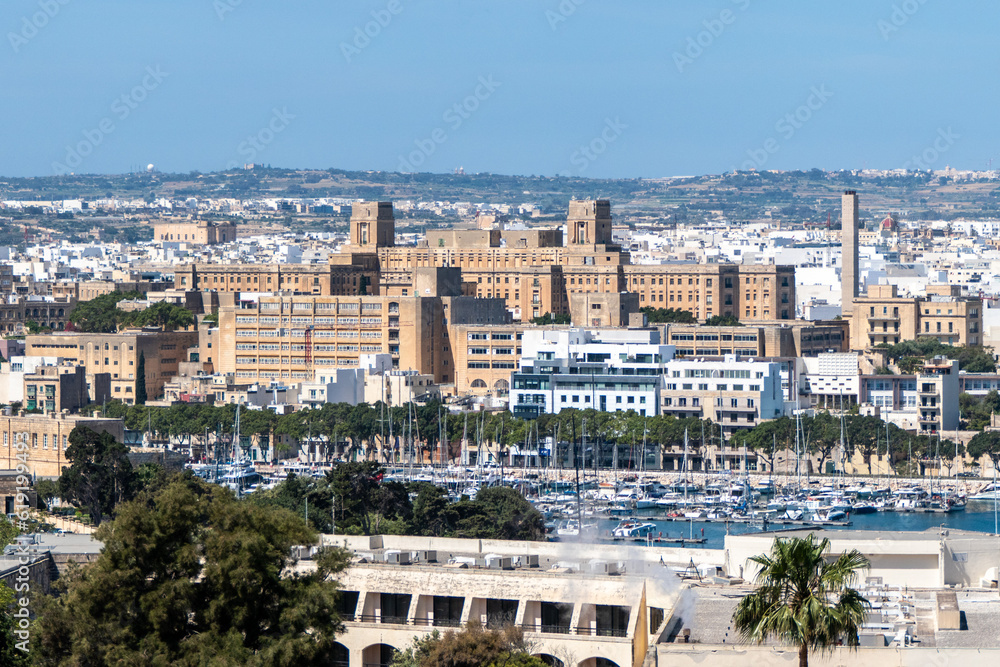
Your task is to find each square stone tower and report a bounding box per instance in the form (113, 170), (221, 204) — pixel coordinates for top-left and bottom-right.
(350, 201), (395, 249)
(567, 199), (613, 246)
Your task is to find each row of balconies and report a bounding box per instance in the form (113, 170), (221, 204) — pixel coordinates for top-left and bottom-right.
(346, 612), (627, 639)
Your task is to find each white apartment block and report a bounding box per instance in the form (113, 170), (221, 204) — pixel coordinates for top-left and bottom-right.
(510, 329), (674, 419)
(660, 355), (785, 437)
(799, 352), (860, 409)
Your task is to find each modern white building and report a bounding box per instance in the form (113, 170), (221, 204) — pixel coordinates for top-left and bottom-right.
(659, 354), (785, 436)
(510, 329), (674, 419)
(510, 330), (784, 436)
(799, 352), (860, 409)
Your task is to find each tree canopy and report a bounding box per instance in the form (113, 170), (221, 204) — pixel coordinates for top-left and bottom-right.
(68, 292), (194, 333)
(58, 426), (136, 526)
(967, 431), (1000, 473)
(639, 307), (696, 324)
(391, 623), (546, 667)
(250, 463), (545, 540)
(876, 338), (996, 373)
(960, 390), (1000, 431)
(33, 474), (350, 666)
(0, 583), (29, 667)
(704, 314), (741, 326)
(530, 312), (571, 326)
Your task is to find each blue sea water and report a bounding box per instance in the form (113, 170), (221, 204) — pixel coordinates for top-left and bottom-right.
(594, 500), (1000, 551)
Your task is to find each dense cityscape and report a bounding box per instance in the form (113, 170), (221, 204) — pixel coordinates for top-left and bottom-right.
(7, 2), (1000, 666)
(0, 172), (998, 665)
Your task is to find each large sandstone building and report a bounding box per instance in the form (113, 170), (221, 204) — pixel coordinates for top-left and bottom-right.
(181, 200), (796, 324)
(25, 328), (199, 404)
(188, 200), (800, 396)
(215, 267), (509, 390)
(153, 220), (237, 245)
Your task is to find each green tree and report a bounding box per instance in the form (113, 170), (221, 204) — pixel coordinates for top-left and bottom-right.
(705, 314), (741, 326)
(392, 623), (546, 667)
(123, 301), (195, 330)
(34, 479), (60, 509)
(327, 462), (411, 535)
(32, 474), (351, 665)
(134, 462), (167, 492)
(57, 427), (136, 527)
(68, 291), (194, 334)
(135, 351), (147, 405)
(410, 482), (457, 537)
(967, 430), (1000, 475)
(24, 320), (51, 334)
(466, 486), (544, 541)
(733, 534), (870, 667)
(530, 312), (571, 326)
(960, 390), (1000, 431)
(0, 518), (17, 550)
(0, 582), (30, 666)
(67, 291), (142, 333)
(639, 307), (696, 324)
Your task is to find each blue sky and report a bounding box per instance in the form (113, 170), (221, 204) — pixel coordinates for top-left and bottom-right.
(2, 0), (996, 178)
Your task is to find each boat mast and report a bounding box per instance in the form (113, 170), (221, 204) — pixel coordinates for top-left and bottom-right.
(683, 428), (689, 504)
(572, 415), (582, 530)
(794, 412), (801, 489)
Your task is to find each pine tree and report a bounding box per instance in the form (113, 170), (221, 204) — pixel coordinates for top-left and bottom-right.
(33, 475), (349, 664)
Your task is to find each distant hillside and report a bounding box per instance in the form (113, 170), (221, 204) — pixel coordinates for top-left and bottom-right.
(2, 168), (999, 225)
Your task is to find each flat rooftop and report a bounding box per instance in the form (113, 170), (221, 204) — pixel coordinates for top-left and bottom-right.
(682, 584), (1000, 650)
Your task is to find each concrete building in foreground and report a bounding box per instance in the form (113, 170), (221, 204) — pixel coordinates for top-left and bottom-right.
(311, 533), (698, 667)
(303, 529), (1000, 667)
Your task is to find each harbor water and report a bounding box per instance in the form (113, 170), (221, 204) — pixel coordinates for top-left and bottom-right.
(590, 500), (1000, 550)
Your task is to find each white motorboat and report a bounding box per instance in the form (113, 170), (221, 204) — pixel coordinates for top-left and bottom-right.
(611, 518), (658, 538)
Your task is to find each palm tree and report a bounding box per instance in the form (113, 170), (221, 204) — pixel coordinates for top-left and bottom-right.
(732, 534), (870, 667)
